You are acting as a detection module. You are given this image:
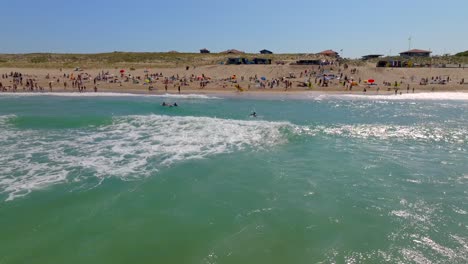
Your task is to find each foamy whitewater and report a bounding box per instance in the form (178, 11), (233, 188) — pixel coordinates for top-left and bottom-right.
(0, 115), (289, 201)
(0, 94), (466, 263)
(311, 92), (468, 101)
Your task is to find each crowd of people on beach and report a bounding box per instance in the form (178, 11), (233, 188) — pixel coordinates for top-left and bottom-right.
(1, 60), (466, 95)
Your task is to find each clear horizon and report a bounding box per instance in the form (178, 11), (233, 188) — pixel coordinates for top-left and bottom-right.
(3, 0), (468, 58)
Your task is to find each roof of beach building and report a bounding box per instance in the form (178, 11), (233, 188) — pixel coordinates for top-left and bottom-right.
(362, 54), (384, 59)
(400, 49), (432, 54)
(318, 50), (339, 55)
(363, 54), (384, 57)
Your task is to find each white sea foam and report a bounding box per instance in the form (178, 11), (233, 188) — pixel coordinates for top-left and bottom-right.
(0, 114), (14, 122)
(1, 113), (466, 201)
(331, 92), (468, 101)
(0, 114), (15, 129)
(0, 115), (289, 201)
(401, 249), (433, 264)
(0, 92), (220, 99)
(296, 124), (468, 144)
(414, 236), (456, 258)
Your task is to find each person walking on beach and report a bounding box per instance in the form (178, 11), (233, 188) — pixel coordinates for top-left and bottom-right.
(178, 85), (181, 94)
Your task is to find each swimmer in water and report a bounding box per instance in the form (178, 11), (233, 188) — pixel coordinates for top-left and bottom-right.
(162, 102), (167, 106)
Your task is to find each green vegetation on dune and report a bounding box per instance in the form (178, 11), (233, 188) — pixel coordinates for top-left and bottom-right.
(455, 50), (468, 57)
(0, 52), (467, 69)
(0, 52), (302, 69)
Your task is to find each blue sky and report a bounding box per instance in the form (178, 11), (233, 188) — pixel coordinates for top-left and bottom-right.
(2, 0), (467, 57)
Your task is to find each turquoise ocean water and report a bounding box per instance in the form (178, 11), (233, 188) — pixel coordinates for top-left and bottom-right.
(0, 92), (467, 263)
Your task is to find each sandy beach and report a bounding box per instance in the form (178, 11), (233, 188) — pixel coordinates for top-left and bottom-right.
(2, 63), (468, 96)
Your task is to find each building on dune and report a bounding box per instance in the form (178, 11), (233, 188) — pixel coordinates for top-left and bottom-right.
(253, 58), (272, 64)
(317, 50), (339, 57)
(260, 49), (273, 54)
(226, 57), (272, 65)
(399, 49), (432, 58)
(361, 54), (384, 60)
(376, 60), (404, 68)
(295, 60), (322, 65)
(200, 48), (210, 54)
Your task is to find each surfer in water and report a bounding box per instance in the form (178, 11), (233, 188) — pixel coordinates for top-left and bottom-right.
(250, 112), (257, 118)
(162, 102), (178, 107)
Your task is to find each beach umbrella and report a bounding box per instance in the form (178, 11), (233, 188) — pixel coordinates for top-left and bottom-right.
(261, 77), (266, 81)
(368, 79), (375, 83)
(120, 69), (125, 73)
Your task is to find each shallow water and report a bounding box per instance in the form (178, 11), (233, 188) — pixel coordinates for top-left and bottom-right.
(0, 93), (467, 263)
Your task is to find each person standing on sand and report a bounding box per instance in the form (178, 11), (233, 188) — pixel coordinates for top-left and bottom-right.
(165, 84), (168, 92)
(178, 85), (181, 94)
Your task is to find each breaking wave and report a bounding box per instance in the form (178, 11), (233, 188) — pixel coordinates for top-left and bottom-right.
(293, 124), (467, 144)
(329, 92), (468, 101)
(0, 115), (289, 201)
(0, 114), (466, 201)
(319, 124), (467, 143)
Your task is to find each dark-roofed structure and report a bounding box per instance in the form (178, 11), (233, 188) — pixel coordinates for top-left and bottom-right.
(318, 50), (339, 57)
(260, 49), (273, 54)
(295, 60), (321, 65)
(362, 54), (384, 60)
(200, 48), (210, 54)
(253, 58), (272, 64)
(399, 49), (432, 58)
